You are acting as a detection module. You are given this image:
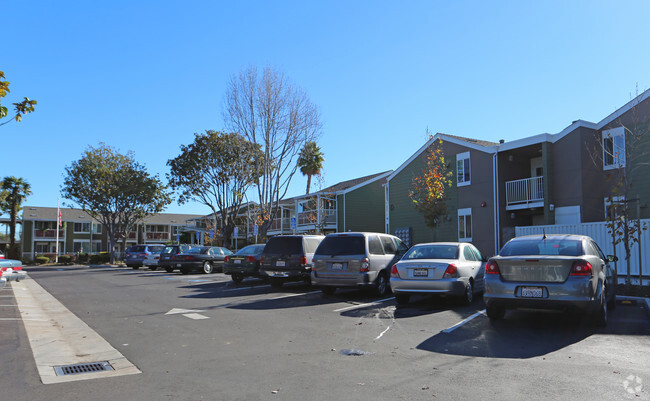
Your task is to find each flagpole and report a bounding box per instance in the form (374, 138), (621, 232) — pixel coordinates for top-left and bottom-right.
(55, 199), (60, 264)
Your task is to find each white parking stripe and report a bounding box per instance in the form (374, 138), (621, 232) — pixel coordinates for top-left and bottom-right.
(269, 290), (321, 300)
(441, 310), (486, 333)
(221, 285), (271, 292)
(374, 326), (390, 340)
(333, 297), (395, 312)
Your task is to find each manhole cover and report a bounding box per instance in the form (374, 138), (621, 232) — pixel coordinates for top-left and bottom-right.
(54, 361), (114, 376)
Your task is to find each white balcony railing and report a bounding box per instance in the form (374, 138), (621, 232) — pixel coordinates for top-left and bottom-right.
(506, 176), (544, 209)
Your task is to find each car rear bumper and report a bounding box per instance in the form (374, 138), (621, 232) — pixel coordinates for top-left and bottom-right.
(484, 275), (599, 311)
(0, 277), (6, 288)
(261, 267), (310, 279)
(3, 271), (27, 281)
(311, 270), (379, 288)
(390, 277), (467, 296)
(223, 264), (259, 275)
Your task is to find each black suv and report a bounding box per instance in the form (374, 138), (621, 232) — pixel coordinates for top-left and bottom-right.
(159, 244), (193, 273)
(260, 235), (324, 287)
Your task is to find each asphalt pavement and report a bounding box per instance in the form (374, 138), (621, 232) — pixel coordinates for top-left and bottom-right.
(1, 264), (649, 401)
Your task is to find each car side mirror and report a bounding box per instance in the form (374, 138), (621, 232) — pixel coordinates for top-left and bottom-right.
(607, 255), (618, 262)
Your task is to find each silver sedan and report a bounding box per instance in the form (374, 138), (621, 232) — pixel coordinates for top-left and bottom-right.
(484, 234), (617, 326)
(389, 242), (485, 305)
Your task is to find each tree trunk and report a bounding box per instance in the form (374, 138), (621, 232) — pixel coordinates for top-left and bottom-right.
(306, 174), (312, 195)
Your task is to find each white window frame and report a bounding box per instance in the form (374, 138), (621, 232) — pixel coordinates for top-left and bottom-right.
(456, 152), (471, 187)
(602, 127), (626, 170)
(604, 196), (625, 220)
(92, 222), (102, 234)
(73, 222), (91, 233)
(73, 240), (91, 253)
(458, 208), (472, 241)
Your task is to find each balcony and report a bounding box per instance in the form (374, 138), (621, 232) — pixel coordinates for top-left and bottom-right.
(506, 176), (544, 210)
(34, 229), (65, 238)
(297, 209), (337, 228)
(145, 232), (169, 241)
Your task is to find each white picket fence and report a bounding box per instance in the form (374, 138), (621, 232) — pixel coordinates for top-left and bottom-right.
(516, 220), (650, 281)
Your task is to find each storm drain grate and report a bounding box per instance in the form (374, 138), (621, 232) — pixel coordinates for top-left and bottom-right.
(54, 361), (114, 376)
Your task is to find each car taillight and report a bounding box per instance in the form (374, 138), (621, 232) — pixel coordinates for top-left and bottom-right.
(12, 266), (22, 271)
(443, 264), (458, 278)
(571, 260), (593, 276)
(0, 267), (7, 272)
(171, 255), (176, 261)
(186, 256), (195, 261)
(224, 256), (230, 263)
(485, 260), (500, 275)
(260, 256), (264, 264)
(390, 265), (400, 278)
(138, 253), (147, 257)
(300, 256), (307, 266)
(360, 257), (369, 272)
(246, 256), (256, 263)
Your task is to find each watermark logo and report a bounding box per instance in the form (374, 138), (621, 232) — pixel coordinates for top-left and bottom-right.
(623, 375), (643, 395)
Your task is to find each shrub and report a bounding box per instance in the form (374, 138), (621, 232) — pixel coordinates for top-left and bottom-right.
(89, 252), (111, 264)
(77, 253), (89, 263)
(36, 256), (49, 265)
(59, 255), (75, 265)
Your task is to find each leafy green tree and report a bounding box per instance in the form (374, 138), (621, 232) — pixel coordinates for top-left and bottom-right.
(0, 70), (37, 127)
(224, 66), (322, 237)
(0, 177), (32, 259)
(297, 141), (325, 195)
(167, 131), (263, 246)
(409, 136), (453, 232)
(61, 144), (172, 263)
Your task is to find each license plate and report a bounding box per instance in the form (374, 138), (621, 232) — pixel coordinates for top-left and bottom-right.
(276, 261), (285, 267)
(413, 268), (428, 277)
(177, 263), (182, 268)
(521, 287), (543, 298)
(234, 260), (241, 264)
(331, 263), (343, 270)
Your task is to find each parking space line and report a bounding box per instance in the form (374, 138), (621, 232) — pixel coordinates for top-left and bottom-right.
(333, 297), (395, 312)
(269, 290), (321, 300)
(222, 285), (271, 292)
(441, 310), (486, 334)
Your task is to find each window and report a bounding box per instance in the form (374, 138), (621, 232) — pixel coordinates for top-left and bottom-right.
(73, 222), (90, 233)
(380, 236), (396, 254)
(146, 224), (167, 233)
(92, 223), (102, 234)
(73, 240), (91, 253)
(91, 241), (102, 253)
(604, 196), (625, 220)
(602, 127), (626, 170)
(458, 208), (472, 241)
(456, 152), (471, 186)
(368, 235), (384, 255)
(463, 246), (478, 261)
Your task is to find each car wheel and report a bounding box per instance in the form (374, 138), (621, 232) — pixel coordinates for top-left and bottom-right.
(202, 262), (213, 274)
(375, 272), (390, 296)
(303, 276), (312, 286)
(596, 289), (608, 327)
(132, 266), (139, 270)
(231, 273), (244, 283)
(164, 267), (174, 273)
(321, 287), (336, 295)
(607, 286), (617, 310)
(180, 268), (190, 275)
(395, 294), (410, 305)
(486, 304), (506, 320)
(270, 277), (283, 288)
(462, 280), (473, 305)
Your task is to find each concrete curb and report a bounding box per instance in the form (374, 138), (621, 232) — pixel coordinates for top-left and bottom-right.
(617, 295), (650, 317)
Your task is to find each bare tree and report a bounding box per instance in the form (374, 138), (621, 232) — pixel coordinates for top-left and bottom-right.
(591, 86), (650, 291)
(224, 66), (322, 237)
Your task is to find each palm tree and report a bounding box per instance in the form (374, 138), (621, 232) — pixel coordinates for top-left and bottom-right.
(0, 177), (32, 259)
(297, 141), (325, 194)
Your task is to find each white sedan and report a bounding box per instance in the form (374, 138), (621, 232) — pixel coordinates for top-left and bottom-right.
(0, 259), (27, 282)
(389, 242), (485, 305)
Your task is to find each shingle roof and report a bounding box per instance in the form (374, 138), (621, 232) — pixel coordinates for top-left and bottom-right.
(22, 206), (203, 224)
(441, 133), (498, 147)
(318, 171), (392, 193)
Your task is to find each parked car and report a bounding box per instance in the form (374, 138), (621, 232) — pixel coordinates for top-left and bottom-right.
(173, 246), (232, 274)
(390, 242), (485, 305)
(484, 234), (617, 326)
(159, 245), (193, 273)
(0, 259), (27, 282)
(143, 246), (168, 270)
(124, 245), (165, 269)
(0, 250), (4, 259)
(259, 235), (324, 287)
(311, 232), (408, 296)
(0, 272), (6, 289)
(223, 244), (266, 283)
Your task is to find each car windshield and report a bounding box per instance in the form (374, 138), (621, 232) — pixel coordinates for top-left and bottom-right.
(402, 244), (459, 260)
(264, 237), (302, 254)
(500, 238), (583, 256)
(187, 247), (208, 254)
(315, 236), (365, 256)
(148, 246), (165, 254)
(162, 246), (176, 254)
(129, 246), (146, 253)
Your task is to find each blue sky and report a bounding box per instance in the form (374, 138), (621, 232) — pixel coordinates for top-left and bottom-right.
(3, 1), (649, 217)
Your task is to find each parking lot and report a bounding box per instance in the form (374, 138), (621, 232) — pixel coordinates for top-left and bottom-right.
(1, 265), (649, 401)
